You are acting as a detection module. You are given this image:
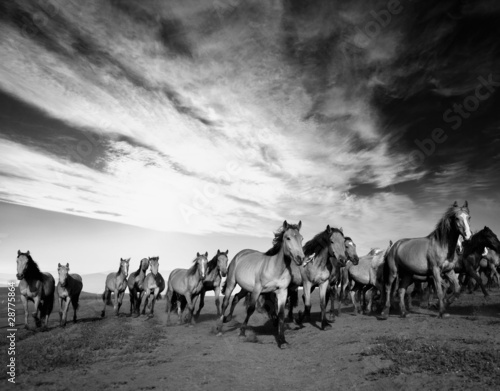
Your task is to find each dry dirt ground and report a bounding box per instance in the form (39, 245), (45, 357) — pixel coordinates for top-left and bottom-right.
(1, 287), (500, 391)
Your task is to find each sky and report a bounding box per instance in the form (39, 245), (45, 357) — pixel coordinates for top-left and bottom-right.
(0, 0), (499, 279)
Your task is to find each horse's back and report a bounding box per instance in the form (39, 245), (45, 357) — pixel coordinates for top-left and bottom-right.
(349, 256), (371, 285)
(233, 250), (269, 292)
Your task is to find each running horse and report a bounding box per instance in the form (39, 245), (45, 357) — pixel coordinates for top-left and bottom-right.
(140, 257), (165, 318)
(57, 263), (83, 326)
(101, 258), (130, 317)
(457, 226), (500, 297)
(217, 221), (305, 348)
(166, 252), (208, 325)
(194, 250), (229, 318)
(380, 201), (472, 319)
(128, 257), (149, 316)
(16, 250), (55, 330)
(287, 226), (353, 330)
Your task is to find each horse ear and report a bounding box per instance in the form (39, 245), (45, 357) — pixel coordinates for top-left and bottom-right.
(326, 225), (331, 233)
(298, 221), (302, 230)
(217, 249), (220, 254)
(389, 240), (393, 246)
(17, 250), (21, 255)
(463, 200), (468, 208)
(283, 220), (289, 229)
(339, 227), (343, 233)
(226, 249), (229, 254)
(204, 252), (208, 257)
(66, 263), (69, 268)
(453, 201), (458, 207)
(58, 263), (61, 267)
(197, 252), (200, 257)
(26, 251), (30, 255)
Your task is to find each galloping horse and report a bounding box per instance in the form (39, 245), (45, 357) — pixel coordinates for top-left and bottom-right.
(57, 263), (83, 326)
(128, 258), (149, 316)
(101, 258), (130, 317)
(194, 250), (229, 318)
(218, 221), (304, 348)
(380, 201), (472, 319)
(166, 252), (208, 325)
(287, 226), (351, 330)
(16, 251), (55, 329)
(140, 257), (165, 318)
(457, 226), (500, 297)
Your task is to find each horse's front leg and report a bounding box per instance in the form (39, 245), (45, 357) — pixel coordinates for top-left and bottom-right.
(32, 294), (42, 327)
(139, 290), (149, 317)
(213, 287), (220, 317)
(432, 266), (448, 318)
(319, 281), (331, 329)
(298, 281), (312, 323)
(185, 293), (195, 326)
(466, 264), (489, 298)
(276, 288), (289, 348)
(21, 295), (29, 329)
(59, 297), (64, 325)
(61, 297), (70, 327)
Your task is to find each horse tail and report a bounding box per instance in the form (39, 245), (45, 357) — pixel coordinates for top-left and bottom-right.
(169, 292), (177, 311)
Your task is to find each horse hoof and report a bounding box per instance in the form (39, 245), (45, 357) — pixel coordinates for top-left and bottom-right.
(321, 322), (332, 330)
(278, 341), (290, 349)
(377, 313), (389, 321)
(101, 311), (105, 318)
(439, 313), (450, 319)
(224, 315), (232, 323)
(399, 313), (408, 318)
(216, 332), (223, 337)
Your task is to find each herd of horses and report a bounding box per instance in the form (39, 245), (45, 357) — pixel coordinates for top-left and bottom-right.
(14, 201), (500, 348)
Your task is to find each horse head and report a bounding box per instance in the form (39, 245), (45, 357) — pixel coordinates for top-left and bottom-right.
(452, 200), (472, 240)
(282, 220), (304, 266)
(326, 225), (347, 265)
(195, 252), (209, 280)
(120, 258), (130, 276)
(216, 250), (229, 277)
(16, 250), (30, 280)
(344, 236), (360, 265)
(58, 263), (70, 287)
(140, 258), (150, 272)
(148, 257), (160, 275)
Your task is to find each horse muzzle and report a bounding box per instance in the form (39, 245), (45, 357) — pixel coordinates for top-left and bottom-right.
(221, 271), (227, 278)
(351, 255), (360, 265)
(16, 273), (23, 280)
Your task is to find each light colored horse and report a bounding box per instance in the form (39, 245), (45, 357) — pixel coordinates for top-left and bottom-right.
(166, 252), (208, 325)
(128, 258), (149, 316)
(346, 243), (392, 315)
(287, 226), (351, 330)
(16, 250), (55, 330)
(218, 220), (305, 348)
(140, 257), (165, 318)
(194, 250), (229, 318)
(101, 258), (130, 317)
(380, 201), (471, 319)
(57, 263), (83, 327)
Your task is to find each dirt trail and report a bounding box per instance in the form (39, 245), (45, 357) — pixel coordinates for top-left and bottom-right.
(1, 290), (500, 390)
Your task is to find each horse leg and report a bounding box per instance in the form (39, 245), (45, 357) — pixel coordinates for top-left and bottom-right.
(148, 289), (159, 318)
(72, 296), (79, 323)
(32, 295), (42, 328)
(20, 295), (29, 329)
(444, 270), (460, 306)
(240, 289), (260, 338)
(276, 288), (289, 348)
(398, 274), (413, 318)
(431, 266), (447, 318)
(61, 297), (70, 327)
(101, 287), (108, 318)
(319, 281), (331, 329)
(287, 286), (298, 323)
(59, 297), (64, 326)
(165, 289), (173, 325)
(129, 289), (135, 316)
(195, 289), (206, 318)
(117, 290), (125, 316)
(214, 286), (221, 317)
(226, 289), (247, 323)
(139, 290), (148, 318)
(298, 281), (312, 323)
(185, 293), (196, 326)
(379, 257), (397, 320)
(466, 264), (489, 298)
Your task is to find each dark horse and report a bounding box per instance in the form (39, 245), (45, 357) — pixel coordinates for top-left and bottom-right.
(128, 257), (149, 316)
(380, 201), (472, 319)
(57, 263), (83, 327)
(456, 226), (500, 298)
(16, 250), (55, 330)
(217, 221), (304, 348)
(194, 250), (229, 318)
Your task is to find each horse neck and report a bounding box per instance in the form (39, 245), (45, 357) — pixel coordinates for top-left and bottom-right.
(431, 221), (460, 260)
(312, 247), (330, 270)
(265, 245), (288, 274)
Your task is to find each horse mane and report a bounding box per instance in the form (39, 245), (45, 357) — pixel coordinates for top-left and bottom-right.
(207, 254), (219, 274)
(264, 223), (302, 256)
(368, 248), (382, 256)
(463, 227), (500, 257)
(187, 257), (201, 275)
(21, 253), (43, 280)
(133, 258), (147, 275)
(344, 236), (352, 242)
(427, 204), (464, 260)
(303, 228), (343, 257)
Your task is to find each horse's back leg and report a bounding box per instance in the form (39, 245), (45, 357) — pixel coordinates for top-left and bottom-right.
(240, 289), (260, 338)
(226, 288), (248, 323)
(214, 286), (221, 317)
(20, 294), (29, 329)
(379, 254), (397, 320)
(287, 286), (298, 322)
(319, 281), (331, 330)
(101, 287), (109, 318)
(195, 289), (205, 318)
(298, 281), (312, 323)
(276, 288), (289, 348)
(398, 273), (413, 318)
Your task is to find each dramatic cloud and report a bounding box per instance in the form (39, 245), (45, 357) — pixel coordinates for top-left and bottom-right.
(0, 0), (498, 253)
